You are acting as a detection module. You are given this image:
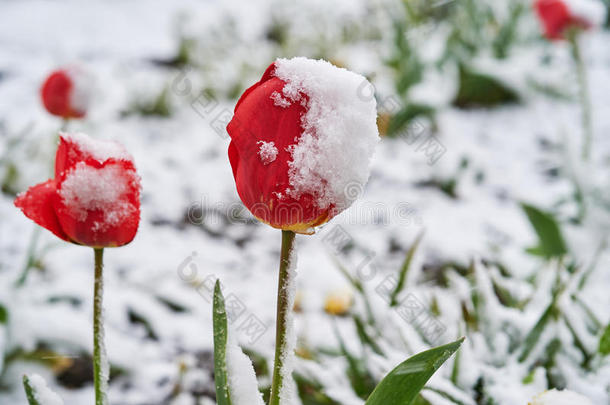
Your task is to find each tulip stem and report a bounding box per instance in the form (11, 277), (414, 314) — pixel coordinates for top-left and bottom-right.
(269, 230), (297, 405)
(569, 32), (593, 161)
(93, 248), (108, 405)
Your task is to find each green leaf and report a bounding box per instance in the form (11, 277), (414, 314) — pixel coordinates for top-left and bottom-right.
(387, 104), (435, 137)
(365, 338), (465, 405)
(453, 65), (520, 109)
(599, 324), (610, 355)
(23, 375), (42, 405)
(213, 280), (232, 405)
(353, 315), (383, 355)
(390, 231), (424, 306)
(0, 304), (7, 324)
(518, 301), (558, 362)
(521, 203), (567, 259)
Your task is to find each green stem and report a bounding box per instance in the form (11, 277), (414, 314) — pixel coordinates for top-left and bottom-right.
(14, 226), (41, 287)
(569, 32), (593, 161)
(60, 118), (70, 132)
(269, 230), (297, 405)
(93, 248), (108, 405)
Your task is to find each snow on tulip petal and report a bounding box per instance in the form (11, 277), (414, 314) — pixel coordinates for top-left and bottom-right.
(55, 160), (140, 247)
(55, 132), (133, 177)
(14, 180), (69, 242)
(258, 141), (278, 165)
(269, 58), (378, 211)
(227, 57), (378, 233)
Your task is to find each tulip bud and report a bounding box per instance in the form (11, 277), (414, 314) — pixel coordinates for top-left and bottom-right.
(227, 57), (379, 234)
(15, 132), (141, 248)
(41, 67), (92, 119)
(534, 0), (606, 40)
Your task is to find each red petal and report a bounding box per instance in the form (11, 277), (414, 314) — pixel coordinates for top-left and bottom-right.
(534, 0), (587, 39)
(233, 62), (277, 112)
(14, 180), (70, 241)
(40, 70), (84, 119)
(55, 133), (80, 178)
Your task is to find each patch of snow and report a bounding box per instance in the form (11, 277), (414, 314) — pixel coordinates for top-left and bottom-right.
(273, 57), (379, 212)
(65, 66), (94, 115)
(257, 141), (278, 165)
(529, 388), (594, 405)
(270, 91), (291, 108)
(28, 374), (64, 405)
(226, 333), (265, 405)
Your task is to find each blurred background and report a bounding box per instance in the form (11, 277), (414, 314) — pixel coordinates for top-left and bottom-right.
(1, 0), (610, 404)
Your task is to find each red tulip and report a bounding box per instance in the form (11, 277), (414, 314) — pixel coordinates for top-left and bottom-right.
(227, 58), (378, 234)
(534, 0), (605, 40)
(41, 68), (91, 119)
(15, 133), (141, 248)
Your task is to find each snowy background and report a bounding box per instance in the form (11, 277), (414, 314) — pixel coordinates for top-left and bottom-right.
(1, 0), (610, 404)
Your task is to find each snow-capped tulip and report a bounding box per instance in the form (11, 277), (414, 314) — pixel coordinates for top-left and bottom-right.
(534, 0), (607, 40)
(41, 67), (92, 119)
(227, 57), (379, 234)
(15, 132), (141, 248)
(529, 389), (593, 405)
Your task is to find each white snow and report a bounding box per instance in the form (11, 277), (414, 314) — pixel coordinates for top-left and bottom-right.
(270, 91), (291, 108)
(257, 141), (279, 165)
(58, 162), (139, 229)
(28, 374), (64, 405)
(65, 66), (94, 115)
(564, 0), (607, 28)
(272, 57), (379, 212)
(226, 334), (265, 405)
(529, 388), (594, 405)
(59, 132), (134, 165)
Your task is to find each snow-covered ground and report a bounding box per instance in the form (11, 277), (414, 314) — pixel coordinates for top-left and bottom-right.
(1, 0), (610, 404)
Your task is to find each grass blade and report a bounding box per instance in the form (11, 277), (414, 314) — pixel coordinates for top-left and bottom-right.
(390, 231), (424, 307)
(213, 281), (232, 405)
(365, 338), (464, 405)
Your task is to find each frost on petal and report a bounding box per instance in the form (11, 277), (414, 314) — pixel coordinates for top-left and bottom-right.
(273, 57), (379, 213)
(27, 374), (64, 405)
(257, 141), (278, 165)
